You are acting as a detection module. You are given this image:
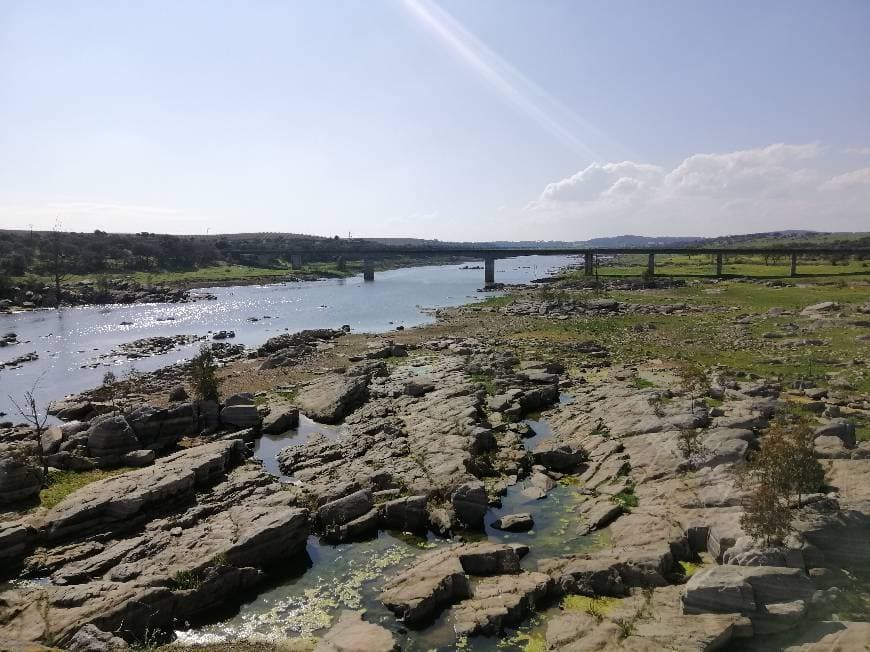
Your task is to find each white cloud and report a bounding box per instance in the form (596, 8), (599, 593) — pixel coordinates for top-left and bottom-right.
(822, 167), (870, 190)
(527, 143), (870, 237)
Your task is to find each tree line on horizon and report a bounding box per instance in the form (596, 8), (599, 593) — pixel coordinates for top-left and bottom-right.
(0, 228), (867, 282)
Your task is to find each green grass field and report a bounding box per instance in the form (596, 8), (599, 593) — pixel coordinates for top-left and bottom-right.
(566, 253), (869, 280)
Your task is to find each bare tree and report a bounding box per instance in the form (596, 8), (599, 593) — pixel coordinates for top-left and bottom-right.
(102, 370), (119, 414)
(9, 381), (50, 477)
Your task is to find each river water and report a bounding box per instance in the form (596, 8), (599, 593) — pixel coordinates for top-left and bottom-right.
(0, 255), (577, 418)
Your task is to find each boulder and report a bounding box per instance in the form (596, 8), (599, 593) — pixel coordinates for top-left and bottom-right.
(814, 420), (856, 448)
(800, 301), (838, 315)
(67, 624), (129, 651)
(404, 379), (436, 397)
(314, 610), (398, 652)
(316, 489), (374, 530)
(491, 512), (534, 532)
(224, 393), (255, 406)
(814, 435), (850, 459)
(40, 439), (245, 542)
(120, 450), (155, 467)
(533, 443), (587, 471)
(86, 416), (139, 459)
(220, 404), (260, 430)
(168, 385), (188, 402)
(261, 405), (300, 435)
(126, 403), (195, 451)
(45, 451), (96, 472)
(380, 495), (428, 532)
(538, 555), (626, 597)
(581, 502), (623, 534)
(451, 481), (488, 530)
(0, 456), (42, 505)
(49, 400), (94, 421)
(41, 426), (65, 456)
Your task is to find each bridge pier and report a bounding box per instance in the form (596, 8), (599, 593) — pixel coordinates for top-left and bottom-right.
(484, 256), (496, 285)
(790, 252), (798, 277)
(584, 251), (594, 276)
(715, 252), (723, 277)
(290, 254), (303, 270)
(647, 253), (655, 277)
(363, 259), (375, 282)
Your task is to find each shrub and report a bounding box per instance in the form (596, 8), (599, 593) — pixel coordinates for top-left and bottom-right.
(189, 344), (220, 402)
(739, 420), (825, 545)
(170, 569), (203, 590)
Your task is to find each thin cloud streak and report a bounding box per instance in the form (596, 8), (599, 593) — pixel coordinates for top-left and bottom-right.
(399, 0), (630, 162)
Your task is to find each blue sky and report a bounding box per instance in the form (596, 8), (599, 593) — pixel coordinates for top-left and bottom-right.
(1, 0), (868, 240)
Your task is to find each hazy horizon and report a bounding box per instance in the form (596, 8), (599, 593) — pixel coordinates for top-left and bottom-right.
(2, 1), (869, 240)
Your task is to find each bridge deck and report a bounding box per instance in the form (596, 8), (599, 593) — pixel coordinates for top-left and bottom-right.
(229, 246), (869, 257)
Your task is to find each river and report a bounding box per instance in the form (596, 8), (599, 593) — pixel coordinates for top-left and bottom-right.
(0, 255), (577, 418)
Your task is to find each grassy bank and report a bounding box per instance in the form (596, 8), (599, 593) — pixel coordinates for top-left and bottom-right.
(10, 256), (474, 291)
(516, 270), (870, 395)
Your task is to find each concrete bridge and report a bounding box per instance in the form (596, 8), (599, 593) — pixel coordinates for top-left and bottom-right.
(229, 246), (869, 285)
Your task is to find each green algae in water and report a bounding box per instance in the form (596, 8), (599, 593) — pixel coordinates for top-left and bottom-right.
(561, 595), (619, 617)
(176, 535), (417, 645)
(678, 560), (703, 578)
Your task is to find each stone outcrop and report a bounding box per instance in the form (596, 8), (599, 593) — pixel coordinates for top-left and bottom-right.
(683, 565), (816, 634)
(380, 542), (523, 626)
(258, 329), (346, 369)
(0, 442), (309, 646)
(277, 356), (496, 528)
(381, 546), (470, 625)
(452, 571), (552, 636)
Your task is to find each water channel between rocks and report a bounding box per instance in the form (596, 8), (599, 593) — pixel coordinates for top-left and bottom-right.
(177, 394), (604, 650)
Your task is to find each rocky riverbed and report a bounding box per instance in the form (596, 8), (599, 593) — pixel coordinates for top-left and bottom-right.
(0, 279), (216, 312)
(1, 280), (869, 651)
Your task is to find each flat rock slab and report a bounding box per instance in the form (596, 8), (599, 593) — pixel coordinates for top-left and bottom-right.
(380, 542), (522, 625)
(40, 439), (244, 542)
(297, 375), (369, 423)
(314, 610), (398, 652)
(381, 546), (470, 625)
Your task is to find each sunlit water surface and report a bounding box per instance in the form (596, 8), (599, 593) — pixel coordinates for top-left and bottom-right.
(0, 256), (577, 417)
